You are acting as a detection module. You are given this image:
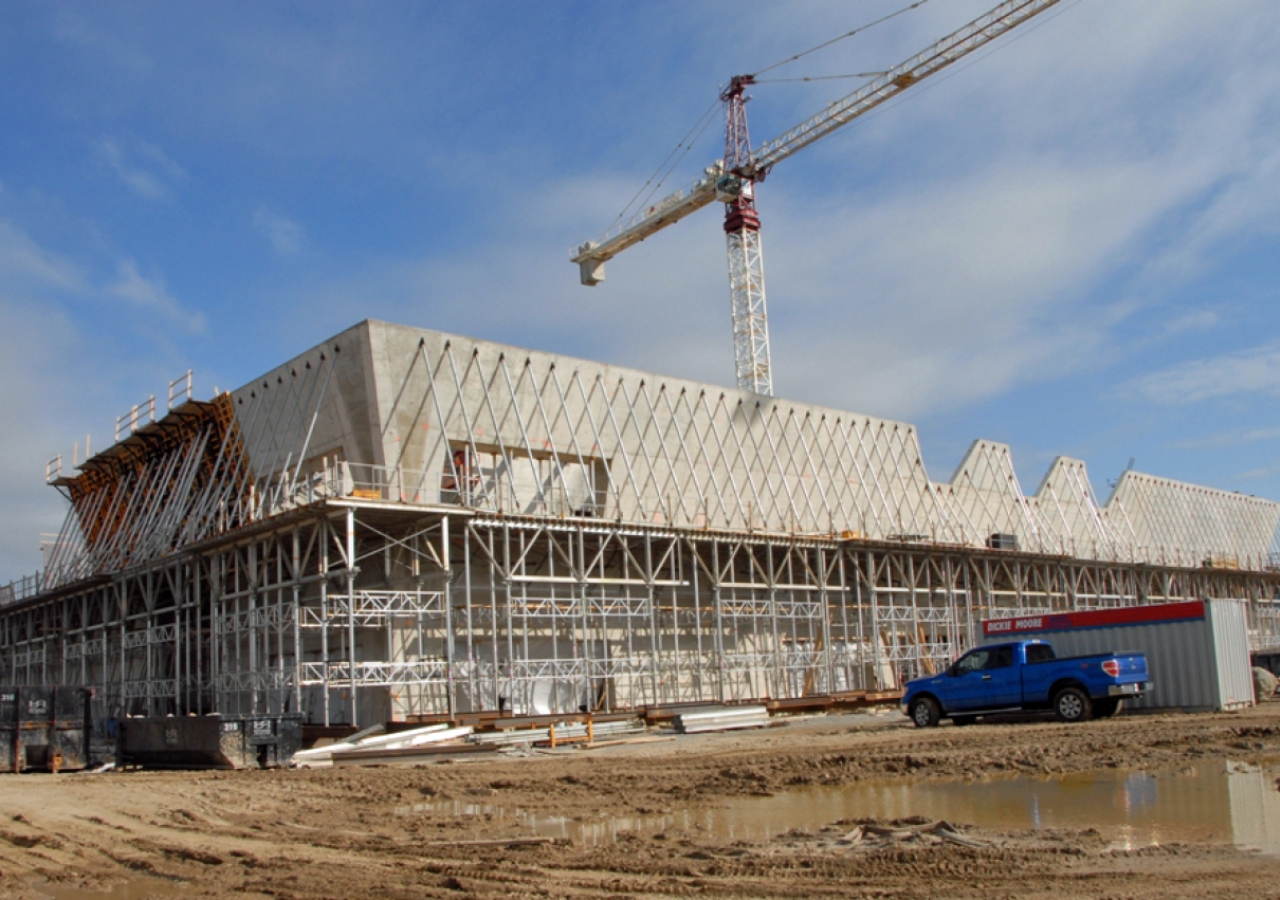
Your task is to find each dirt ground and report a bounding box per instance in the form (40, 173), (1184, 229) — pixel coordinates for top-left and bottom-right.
(2, 703), (1280, 899)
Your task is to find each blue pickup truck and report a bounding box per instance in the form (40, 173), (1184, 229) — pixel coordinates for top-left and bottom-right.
(902, 640), (1150, 728)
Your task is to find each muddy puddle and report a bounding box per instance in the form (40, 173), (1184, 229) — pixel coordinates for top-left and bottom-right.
(401, 758), (1280, 854)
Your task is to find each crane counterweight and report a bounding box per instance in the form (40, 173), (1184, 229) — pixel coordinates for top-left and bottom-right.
(723, 201), (760, 235)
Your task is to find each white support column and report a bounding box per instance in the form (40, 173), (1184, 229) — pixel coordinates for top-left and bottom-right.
(292, 525), (303, 717)
(346, 506), (358, 727)
(320, 517), (331, 727)
(443, 515), (455, 718)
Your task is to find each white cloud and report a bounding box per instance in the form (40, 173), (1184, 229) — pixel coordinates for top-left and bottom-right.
(253, 207), (305, 255)
(1237, 463), (1280, 481)
(730, 147), (1222, 416)
(1126, 344), (1280, 405)
(51, 8), (153, 75)
(108, 258), (205, 334)
(629, 5), (1280, 419)
(276, 107), (1272, 421)
(1162, 310), (1218, 337)
(0, 220), (88, 294)
(0, 222), (213, 576)
(1174, 425), (1280, 450)
(0, 228), (94, 577)
(99, 138), (187, 201)
(0, 308), (82, 577)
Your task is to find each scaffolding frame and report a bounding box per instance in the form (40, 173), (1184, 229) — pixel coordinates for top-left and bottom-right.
(5, 500), (1280, 727)
(5, 321), (1280, 726)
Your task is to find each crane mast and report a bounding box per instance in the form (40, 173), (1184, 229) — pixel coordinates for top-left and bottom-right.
(721, 75), (771, 394)
(573, 0), (1063, 395)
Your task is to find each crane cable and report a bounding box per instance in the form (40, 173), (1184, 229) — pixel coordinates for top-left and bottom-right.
(750, 0), (934, 78)
(755, 72), (888, 84)
(812, 0), (1083, 134)
(607, 96), (721, 234)
(606, 0), (936, 233)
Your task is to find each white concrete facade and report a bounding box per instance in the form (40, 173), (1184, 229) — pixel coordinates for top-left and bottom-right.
(7, 319), (1280, 726)
(232, 320), (1280, 570)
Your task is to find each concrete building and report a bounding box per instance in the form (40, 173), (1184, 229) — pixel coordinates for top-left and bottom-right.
(4, 320), (1279, 726)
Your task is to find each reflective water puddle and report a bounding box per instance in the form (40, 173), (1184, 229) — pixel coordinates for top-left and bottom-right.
(400, 758), (1280, 855)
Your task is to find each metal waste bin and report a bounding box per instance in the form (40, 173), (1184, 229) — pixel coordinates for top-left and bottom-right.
(0, 686), (93, 772)
(117, 714), (303, 769)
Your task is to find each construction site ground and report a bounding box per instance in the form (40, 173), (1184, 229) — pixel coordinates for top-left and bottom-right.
(2, 703), (1279, 899)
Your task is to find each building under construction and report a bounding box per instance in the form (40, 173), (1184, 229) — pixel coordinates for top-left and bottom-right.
(2, 319), (1279, 728)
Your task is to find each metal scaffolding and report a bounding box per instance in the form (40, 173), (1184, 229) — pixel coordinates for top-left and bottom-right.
(5, 501), (1280, 727)
(4, 320), (1280, 727)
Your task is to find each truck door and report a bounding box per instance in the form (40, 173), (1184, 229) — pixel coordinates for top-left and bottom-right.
(980, 645), (1021, 707)
(948, 646), (1020, 710)
(948, 648), (993, 710)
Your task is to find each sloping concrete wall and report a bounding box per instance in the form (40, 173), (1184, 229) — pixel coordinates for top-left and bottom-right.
(229, 321), (384, 481)
(224, 319), (1280, 568)
(1106, 470), (1280, 569)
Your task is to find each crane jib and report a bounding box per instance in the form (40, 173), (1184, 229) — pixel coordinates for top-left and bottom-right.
(572, 0), (1066, 395)
(748, 0), (1061, 174)
(575, 0), (1062, 263)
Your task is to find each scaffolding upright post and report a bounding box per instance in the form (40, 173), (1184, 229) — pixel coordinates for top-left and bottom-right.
(320, 516), (331, 727)
(346, 507), (358, 727)
(443, 515), (455, 718)
(292, 525), (303, 717)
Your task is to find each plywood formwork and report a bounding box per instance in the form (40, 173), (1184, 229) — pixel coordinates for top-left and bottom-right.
(3, 320), (1280, 727)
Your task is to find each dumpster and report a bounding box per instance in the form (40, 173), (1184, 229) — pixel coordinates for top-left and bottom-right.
(117, 714), (303, 769)
(0, 686), (94, 772)
(1253, 650), (1280, 679)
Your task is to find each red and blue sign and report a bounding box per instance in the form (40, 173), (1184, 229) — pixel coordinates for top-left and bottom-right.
(982, 600), (1204, 637)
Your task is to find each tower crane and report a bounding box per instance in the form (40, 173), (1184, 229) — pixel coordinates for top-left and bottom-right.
(572, 0), (1063, 395)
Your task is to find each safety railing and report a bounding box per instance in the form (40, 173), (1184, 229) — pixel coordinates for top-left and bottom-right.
(115, 396), (157, 442)
(0, 572), (44, 609)
(168, 370), (192, 410)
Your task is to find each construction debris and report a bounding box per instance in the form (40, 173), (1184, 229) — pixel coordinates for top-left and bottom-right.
(673, 705), (769, 734)
(332, 742), (496, 766)
(1253, 666), (1279, 700)
(293, 724), (469, 768)
(838, 821), (988, 849)
(295, 718), (649, 767)
(469, 718), (645, 748)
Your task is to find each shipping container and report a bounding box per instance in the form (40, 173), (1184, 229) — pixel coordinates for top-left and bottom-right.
(980, 599), (1254, 712)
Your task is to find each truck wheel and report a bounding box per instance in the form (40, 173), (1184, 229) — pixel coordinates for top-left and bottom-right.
(1093, 699), (1122, 719)
(910, 697), (941, 728)
(952, 715), (976, 727)
(1053, 687), (1092, 723)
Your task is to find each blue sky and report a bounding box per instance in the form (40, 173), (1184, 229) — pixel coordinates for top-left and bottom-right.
(2, 0), (1279, 578)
